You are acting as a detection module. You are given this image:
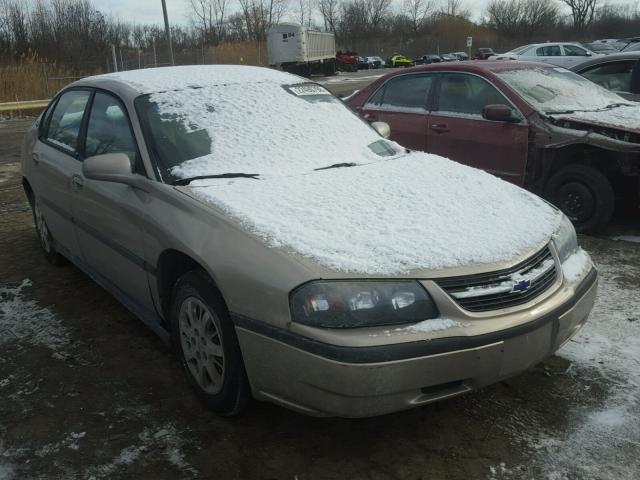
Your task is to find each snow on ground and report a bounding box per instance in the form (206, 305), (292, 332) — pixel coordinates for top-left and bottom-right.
(0, 279), (69, 351)
(191, 154), (561, 274)
(608, 235), (640, 244)
(487, 249), (640, 479)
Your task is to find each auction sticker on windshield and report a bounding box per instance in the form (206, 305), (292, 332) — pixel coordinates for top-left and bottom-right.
(286, 84), (331, 96)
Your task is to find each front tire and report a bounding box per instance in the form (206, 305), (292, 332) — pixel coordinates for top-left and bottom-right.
(171, 270), (250, 416)
(30, 195), (66, 266)
(545, 165), (614, 233)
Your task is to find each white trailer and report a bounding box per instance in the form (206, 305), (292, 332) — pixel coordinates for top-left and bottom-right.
(267, 23), (337, 77)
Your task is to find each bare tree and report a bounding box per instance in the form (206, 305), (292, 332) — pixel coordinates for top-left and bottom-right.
(438, 0), (470, 19)
(187, 0), (229, 44)
(317, 0), (340, 32)
(487, 0), (557, 39)
(237, 0), (288, 40)
(561, 0), (597, 30)
(403, 0), (435, 36)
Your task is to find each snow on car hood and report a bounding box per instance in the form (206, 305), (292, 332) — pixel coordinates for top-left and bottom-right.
(187, 153), (562, 275)
(549, 104), (640, 133)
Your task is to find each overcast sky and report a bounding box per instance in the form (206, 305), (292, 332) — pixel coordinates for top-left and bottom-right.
(96, 0), (496, 26)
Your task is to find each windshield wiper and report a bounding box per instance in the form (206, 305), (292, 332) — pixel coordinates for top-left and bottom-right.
(314, 162), (357, 171)
(172, 173), (260, 186)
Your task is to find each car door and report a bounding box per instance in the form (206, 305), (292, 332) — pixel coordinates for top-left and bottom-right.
(72, 90), (155, 314)
(359, 73), (434, 151)
(534, 44), (564, 66)
(425, 72), (529, 185)
(579, 59), (640, 101)
(30, 89), (91, 259)
(562, 44), (592, 68)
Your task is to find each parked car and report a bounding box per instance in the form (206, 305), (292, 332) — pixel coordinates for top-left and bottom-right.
(450, 51), (469, 60)
(583, 42), (620, 55)
(415, 54), (442, 65)
(621, 40), (640, 52)
(336, 50), (358, 71)
(489, 43), (600, 68)
(357, 56), (370, 69)
(473, 48), (495, 59)
(571, 52), (640, 102)
(346, 61), (640, 232)
(21, 65), (597, 418)
(365, 56), (384, 68)
(387, 54), (414, 67)
(440, 53), (459, 62)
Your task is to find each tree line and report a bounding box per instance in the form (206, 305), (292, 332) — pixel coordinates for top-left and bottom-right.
(1, 0), (640, 70)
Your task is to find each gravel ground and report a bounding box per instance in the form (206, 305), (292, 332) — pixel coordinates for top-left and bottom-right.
(0, 116), (639, 480)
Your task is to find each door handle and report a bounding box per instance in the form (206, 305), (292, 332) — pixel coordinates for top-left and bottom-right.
(32, 153), (40, 165)
(71, 175), (84, 190)
(430, 124), (450, 133)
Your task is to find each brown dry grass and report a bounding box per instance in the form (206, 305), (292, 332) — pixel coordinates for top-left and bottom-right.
(204, 41), (268, 66)
(0, 54), (102, 103)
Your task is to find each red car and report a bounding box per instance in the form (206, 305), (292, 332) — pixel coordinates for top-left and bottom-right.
(336, 51), (358, 72)
(346, 61), (640, 232)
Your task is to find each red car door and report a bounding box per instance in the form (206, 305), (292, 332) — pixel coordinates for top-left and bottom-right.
(426, 72), (529, 185)
(358, 73), (434, 151)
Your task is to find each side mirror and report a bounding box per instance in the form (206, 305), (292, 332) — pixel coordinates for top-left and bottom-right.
(482, 104), (516, 122)
(371, 121), (391, 139)
(83, 153), (139, 186)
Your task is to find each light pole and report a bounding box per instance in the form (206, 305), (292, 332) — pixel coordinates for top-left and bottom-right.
(161, 0), (175, 65)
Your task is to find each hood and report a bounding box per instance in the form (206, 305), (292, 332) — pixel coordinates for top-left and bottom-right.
(187, 153), (562, 277)
(549, 104), (640, 136)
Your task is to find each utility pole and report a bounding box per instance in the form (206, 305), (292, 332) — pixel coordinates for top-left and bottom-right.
(111, 44), (118, 72)
(153, 41), (157, 66)
(161, 0), (175, 65)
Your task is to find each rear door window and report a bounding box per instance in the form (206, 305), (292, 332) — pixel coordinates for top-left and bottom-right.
(45, 90), (91, 154)
(370, 74), (433, 110)
(536, 45), (561, 56)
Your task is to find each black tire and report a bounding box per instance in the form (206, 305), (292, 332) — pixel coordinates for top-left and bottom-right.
(171, 270), (251, 416)
(29, 194), (67, 266)
(544, 165), (614, 233)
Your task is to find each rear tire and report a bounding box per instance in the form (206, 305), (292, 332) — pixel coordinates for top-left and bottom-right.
(30, 195), (67, 266)
(544, 165), (614, 233)
(171, 270), (251, 416)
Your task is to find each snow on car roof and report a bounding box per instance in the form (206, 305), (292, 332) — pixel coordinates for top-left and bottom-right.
(189, 153), (561, 275)
(90, 65), (305, 94)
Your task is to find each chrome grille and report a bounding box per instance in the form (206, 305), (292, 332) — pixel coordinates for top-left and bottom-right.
(436, 247), (557, 312)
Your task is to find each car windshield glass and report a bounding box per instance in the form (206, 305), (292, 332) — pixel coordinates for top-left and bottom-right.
(622, 42), (640, 52)
(135, 82), (401, 183)
(496, 66), (629, 113)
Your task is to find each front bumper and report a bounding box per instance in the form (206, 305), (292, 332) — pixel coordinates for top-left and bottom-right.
(234, 267), (597, 417)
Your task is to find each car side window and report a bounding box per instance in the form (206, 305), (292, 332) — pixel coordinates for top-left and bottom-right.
(581, 61), (635, 93)
(378, 75), (433, 110)
(45, 90), (91, 154)
(436, 73), (506, 117)
(85, 92), (139, 169)
(536, 45), (561, 56)
(563, 45), (589, 56)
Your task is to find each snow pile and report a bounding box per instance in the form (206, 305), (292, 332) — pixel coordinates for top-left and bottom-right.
(496, 67), (631, 113)
(561, 248), (591, 283)
(0, 279), (69, 351)
(190, 153), (561, 274)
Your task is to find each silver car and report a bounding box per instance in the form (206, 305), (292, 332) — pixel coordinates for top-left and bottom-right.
(491, 42), (601, 68)
(21, 65), (598, 417)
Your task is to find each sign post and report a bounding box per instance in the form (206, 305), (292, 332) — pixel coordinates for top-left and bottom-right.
(467, 36), (473, 59)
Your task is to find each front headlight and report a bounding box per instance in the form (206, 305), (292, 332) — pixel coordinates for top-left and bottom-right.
(553, 215), (578, 263)
(290, 281), (439, 328)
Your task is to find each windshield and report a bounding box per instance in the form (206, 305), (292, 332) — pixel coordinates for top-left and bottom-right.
(506, 45), (532, 55)
(622, 42), (640, 52)
(135, 82), (400, 183)
(496, 66), (629, 114)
